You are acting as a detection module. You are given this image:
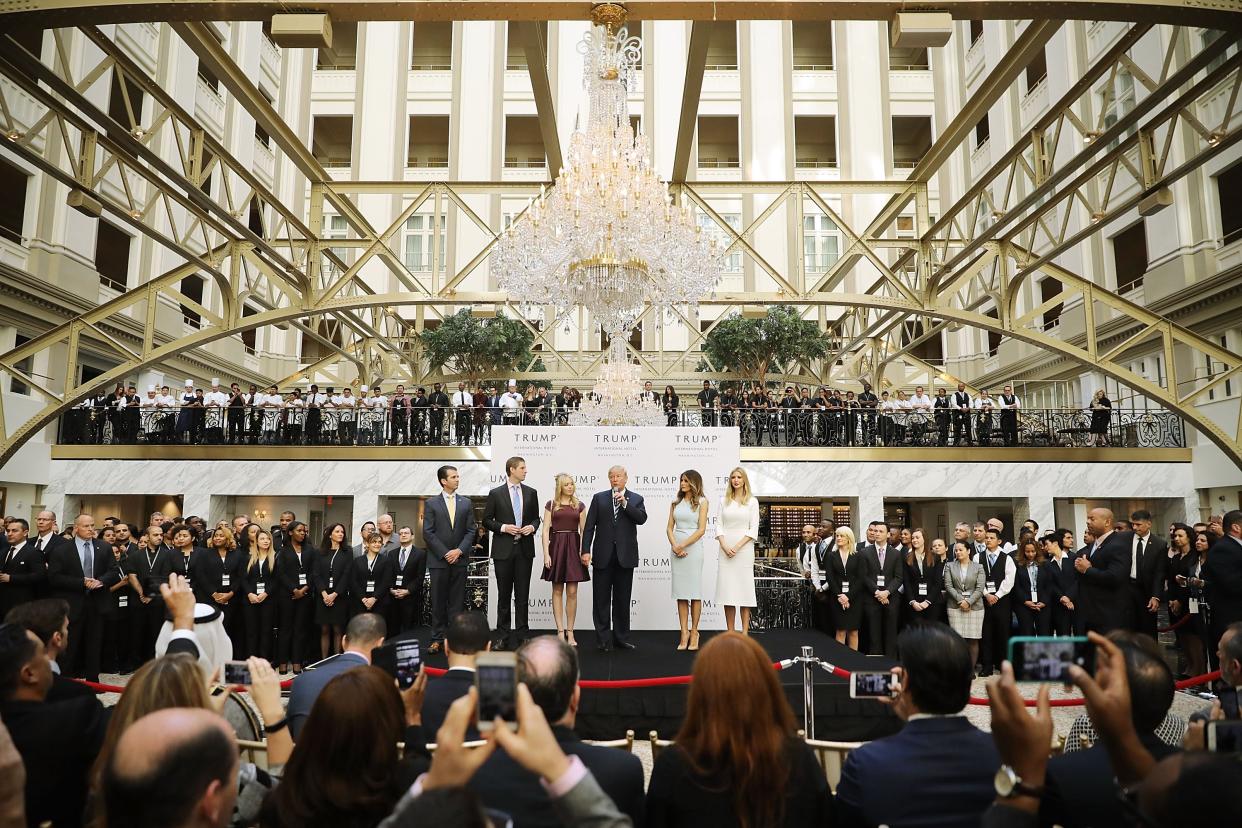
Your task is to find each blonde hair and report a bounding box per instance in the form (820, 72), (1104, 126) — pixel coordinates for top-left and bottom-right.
(835, 526), (857, 555)
(248, 528), (276, 573)
(724, 466), (752, 505)
(210, 525), (237, 551)
(553, 473), (580, 508)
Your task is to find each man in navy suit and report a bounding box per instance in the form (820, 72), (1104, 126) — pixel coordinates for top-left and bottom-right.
(835, 623), (1000, 827)
(582, 466), (647, 652)
(46, 514), (119, 682)
(421, 610), (490, 741)
(1074, 507), (1133, 633)
(470, 634), (645, 827)
(483, 456), (541, 650)
(286, 613), (386, 739)
(423, 464), (477, 653)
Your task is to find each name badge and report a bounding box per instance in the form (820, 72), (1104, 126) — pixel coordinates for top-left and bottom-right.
(917, 583), (928, 597)
(366, 580), (375, 594)
(1189, 597), (1200, 614)
(256, 581), (265, 595)
(395, 575), (404, 587)
(1031, 590), (1038, 604)
(328, 577), (334, 590)
(221, 574), (230, 587)
(298, 573), (307, 587)
(841, 580), (850, 594)
(118, 595), (128, 607)
(876, 575), (886, 589)
(986, 582), (997, 594)
(185, 577), (192, 587)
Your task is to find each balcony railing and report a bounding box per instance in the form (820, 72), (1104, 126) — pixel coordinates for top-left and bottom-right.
(58, 404), (1186, 450)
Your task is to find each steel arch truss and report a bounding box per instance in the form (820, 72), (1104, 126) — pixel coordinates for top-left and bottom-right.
(0, 20), (1241, 471)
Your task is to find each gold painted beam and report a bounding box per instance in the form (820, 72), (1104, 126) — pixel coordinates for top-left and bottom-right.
(3, 1), (1240, 27)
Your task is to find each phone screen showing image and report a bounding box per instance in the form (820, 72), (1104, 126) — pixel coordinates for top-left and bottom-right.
(1009, 636), (1095, 682)
(477, 663), (517, 725)
(394, 640), (420, 690)
(851, 671), (895, 698)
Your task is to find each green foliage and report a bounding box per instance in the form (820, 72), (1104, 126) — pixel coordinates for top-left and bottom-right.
(419, 310), (535, 381)
(701, 306), (830, 385)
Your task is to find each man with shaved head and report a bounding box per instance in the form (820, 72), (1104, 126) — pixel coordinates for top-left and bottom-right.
(103, 708), (239, 827)
(469, 634), (644, 826)
(1074, 507), (1134, 632)
(46, 514), (120, 682)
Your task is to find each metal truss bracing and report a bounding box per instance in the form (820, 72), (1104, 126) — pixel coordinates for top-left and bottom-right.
(2, 1), (1241, 28)
(0, 13), (1239, 472)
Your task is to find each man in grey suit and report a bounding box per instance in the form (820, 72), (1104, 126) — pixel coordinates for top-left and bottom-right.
(482, 456), (541, 651)
(424, 464), (477, 654)
(286, 613), (386, 739)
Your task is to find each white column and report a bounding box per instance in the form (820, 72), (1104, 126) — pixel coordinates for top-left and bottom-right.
(742, 21), (791, 292)
(836, 22), (890, 293)
(856, 491), (886, 533)
(182, 490), (213, 523)
(353, 490), (381, 542)
(355, 22), (411, 291)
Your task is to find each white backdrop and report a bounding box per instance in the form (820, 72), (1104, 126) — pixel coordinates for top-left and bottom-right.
(488, 426), (741, 631)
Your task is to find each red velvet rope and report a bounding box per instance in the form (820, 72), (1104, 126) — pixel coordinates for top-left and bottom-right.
(72, 664), (1223, 707)
(73, 661), (788, 693)
(1157, 613), (1193, 634)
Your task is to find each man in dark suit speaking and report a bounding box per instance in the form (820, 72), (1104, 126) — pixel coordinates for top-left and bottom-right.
(1074, 507), (1133, 633)
(582, 466), (647, 652)
(470, 634), (645, 826)
(483, 456), (541, 651)
(423, 465), (477, 654)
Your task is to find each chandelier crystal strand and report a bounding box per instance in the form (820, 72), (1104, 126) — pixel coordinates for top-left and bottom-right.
(569, 339), (666, 427)
(493, 4), (723, 341)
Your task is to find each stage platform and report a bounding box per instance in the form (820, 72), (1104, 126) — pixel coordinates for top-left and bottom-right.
(418, 627), (903, 742)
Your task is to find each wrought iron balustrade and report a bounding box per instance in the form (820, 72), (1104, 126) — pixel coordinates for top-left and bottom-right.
(56, 404), (1186, 449)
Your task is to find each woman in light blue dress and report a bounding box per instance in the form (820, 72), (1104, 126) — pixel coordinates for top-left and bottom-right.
(667, 469), (709, 651)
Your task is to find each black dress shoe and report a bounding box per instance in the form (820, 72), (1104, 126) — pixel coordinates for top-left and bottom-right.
(597, 641), (611, 652)
(492, 639), (507, 651)
(614, 640), (637, 650)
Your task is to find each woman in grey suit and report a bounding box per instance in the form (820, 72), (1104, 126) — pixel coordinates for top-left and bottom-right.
(943, 539), (986, 666)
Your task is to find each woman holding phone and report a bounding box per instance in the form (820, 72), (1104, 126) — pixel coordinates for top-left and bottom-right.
(944, 539), (986, 668)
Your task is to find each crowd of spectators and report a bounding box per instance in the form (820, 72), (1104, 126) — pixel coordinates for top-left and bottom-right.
(61, 378), (1137, 449)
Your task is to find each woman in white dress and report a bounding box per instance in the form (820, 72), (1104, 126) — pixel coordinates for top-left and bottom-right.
(716, 466), (760, 634)
(667, 470), (709, 651)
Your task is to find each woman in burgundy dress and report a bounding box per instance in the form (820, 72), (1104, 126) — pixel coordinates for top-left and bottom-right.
(541, 473), (589, 646)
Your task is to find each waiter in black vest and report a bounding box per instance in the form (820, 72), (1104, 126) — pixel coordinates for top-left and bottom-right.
(976, 528), (1015, 676)
(952, 383), (973, 445)
(483, 456), (541, 650)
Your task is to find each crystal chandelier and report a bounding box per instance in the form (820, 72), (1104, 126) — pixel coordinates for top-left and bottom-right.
(492, 2), (723, 340)
(569, 339), (666, 427)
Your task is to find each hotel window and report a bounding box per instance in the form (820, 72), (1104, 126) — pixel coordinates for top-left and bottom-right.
(404, 214), (447, 274)
(696, 211), (742, 273)
(803, 215), (841, 273)
(1112, 221), (1147, 294)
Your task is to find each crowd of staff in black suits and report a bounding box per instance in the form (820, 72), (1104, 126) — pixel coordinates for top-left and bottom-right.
(796, 508), (1242, 680)
(0, 507), (477, 680)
